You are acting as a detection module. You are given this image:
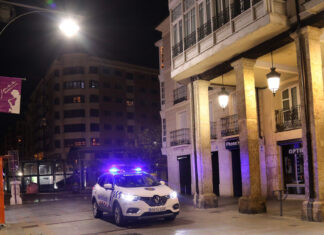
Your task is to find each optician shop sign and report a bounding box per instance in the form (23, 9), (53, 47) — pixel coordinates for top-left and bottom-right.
(0, 76), (23, 114)
(225, 138), (240, 150)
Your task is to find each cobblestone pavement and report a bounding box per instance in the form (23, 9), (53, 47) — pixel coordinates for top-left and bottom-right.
(1, 193), (324, 235)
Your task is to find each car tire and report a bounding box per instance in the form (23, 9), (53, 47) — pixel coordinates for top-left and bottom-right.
(93, 200), (103, 218)
(113, 203), (125, 226)
(165, 215), (176, 221)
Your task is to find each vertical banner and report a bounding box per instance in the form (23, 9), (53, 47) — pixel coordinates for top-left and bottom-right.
(0, 76), (22, 114)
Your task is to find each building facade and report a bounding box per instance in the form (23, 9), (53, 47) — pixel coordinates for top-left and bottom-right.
(26, 53), (161, 164)
(156, 0), (324, 220)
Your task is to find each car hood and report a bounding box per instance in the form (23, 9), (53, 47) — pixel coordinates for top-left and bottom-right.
(116, 185), (173, 197)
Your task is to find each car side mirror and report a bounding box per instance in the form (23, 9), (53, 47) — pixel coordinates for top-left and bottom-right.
(160, 181), (165, 185)
(104, 183), (113, 190)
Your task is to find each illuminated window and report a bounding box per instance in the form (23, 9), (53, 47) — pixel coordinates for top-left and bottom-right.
(90, 138), (100, 146)
(63, 95), (85, 104)
(63, 81), (85, 89)
(89, 80), (99, 88)
(126, 99), (134, 106)
(160, 46), (164, 69)
(64, 138), (86, 147)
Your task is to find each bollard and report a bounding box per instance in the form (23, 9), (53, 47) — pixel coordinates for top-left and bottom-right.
(273, 189), (288, 216)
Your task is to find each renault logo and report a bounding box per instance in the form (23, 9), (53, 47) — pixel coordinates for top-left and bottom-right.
(153, 195), (160, 204)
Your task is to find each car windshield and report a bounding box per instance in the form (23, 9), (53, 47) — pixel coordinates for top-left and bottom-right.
(114, 173), (160, 187)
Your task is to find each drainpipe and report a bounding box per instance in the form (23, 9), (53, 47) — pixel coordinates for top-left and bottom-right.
(294, 0), (315, 203)
(190, 77), (200, 202)
(255, 88), (263, 139)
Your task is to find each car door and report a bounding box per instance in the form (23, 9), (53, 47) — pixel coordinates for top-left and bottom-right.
(103, 174), (114, 211)
(96, 175), (108, 210)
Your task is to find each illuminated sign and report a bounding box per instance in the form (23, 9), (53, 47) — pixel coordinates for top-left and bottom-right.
(225, 138), (240, 150)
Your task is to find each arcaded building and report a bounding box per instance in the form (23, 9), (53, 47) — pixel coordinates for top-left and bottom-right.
(156, 0), (324, 221)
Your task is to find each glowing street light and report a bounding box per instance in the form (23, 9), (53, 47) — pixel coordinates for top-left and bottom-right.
(59, 18), (80, 38)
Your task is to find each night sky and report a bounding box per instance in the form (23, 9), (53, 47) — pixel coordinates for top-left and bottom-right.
(0, 0), (169, 138)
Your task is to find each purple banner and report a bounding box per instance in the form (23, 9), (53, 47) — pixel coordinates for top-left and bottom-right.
(0, 76), (22, 114)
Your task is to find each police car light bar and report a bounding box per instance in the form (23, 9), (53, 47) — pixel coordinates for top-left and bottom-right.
(109, 167), (119, 174)
(134, 167), (142, 172)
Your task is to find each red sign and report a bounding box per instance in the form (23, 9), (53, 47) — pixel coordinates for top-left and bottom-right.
(0, 76), (22, 114)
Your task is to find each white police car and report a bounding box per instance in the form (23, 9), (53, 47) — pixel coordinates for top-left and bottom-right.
(91, 167), (180, 226)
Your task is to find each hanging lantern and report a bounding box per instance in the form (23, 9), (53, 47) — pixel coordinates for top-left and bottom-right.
(267, 52), (281, 95)
(266, 67), (280, 94)
(218, 87), (229, 109)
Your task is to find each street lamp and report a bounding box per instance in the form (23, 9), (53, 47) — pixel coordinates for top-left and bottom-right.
(218, 75), (229, 109)
(266, 52), (281, 95)
(59, 18), (80, 38)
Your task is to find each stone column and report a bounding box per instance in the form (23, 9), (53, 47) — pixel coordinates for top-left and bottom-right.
(231, 58), (266, 214)
(291, 26), (324, 222)
(189, 79), (218, 208)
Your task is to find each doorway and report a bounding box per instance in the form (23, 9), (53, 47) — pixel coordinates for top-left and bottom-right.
(231, 149), (242, 197)
(211, 152), (220, 196)
(177, 155), (191, 195)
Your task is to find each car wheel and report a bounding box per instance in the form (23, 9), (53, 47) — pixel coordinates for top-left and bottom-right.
(93, 201), (103, 218)
(113, 203), (125, 226)
(165, 215), (176, 221)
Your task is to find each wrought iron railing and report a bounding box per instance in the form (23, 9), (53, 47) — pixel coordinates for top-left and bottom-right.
(172, 40), (183, 57)
(275, 105), (302, 132)
(212, 7), (230, 30)
(198, 20), (212, 41)
(210, 122), (217, 139)
(173, 86), (187, 104)
(184, 31), (196, 50)
(221, 114), (239, 137)
(231, 0), (251, 18)
(170, 128), (190, 146)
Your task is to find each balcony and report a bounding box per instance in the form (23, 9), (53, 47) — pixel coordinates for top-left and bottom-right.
(172, 40), (183, 58)
(275, 106), (302, 132)
(170, 128), (190, 146)
(210, 122), (217, 139)
(173, 86), (187, 104)
(171, 0), (288, 81)
(221, 114), (239, 137)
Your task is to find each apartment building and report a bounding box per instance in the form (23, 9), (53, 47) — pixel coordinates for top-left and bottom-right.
(26, 53), (160, 164)
(156, 0), (324, 221)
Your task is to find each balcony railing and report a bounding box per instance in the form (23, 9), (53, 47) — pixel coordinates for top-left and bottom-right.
(198, 20), (212, 41)
(184, 31), (196, 50)
(212, 7), (230, 30)
(231, 0), (251, 18)
(275, 105), (302, 132)
(221, 114), (239, 137)
(210, 122), (217, 139)
(172, 40), (183, 57)
(170, 128), (190, 146)
(173, 86), (187, 104)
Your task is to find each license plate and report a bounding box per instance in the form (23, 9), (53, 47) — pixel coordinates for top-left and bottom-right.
(149, 207), (166, 212)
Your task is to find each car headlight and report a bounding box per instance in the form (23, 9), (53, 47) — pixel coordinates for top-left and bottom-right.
(170, 191), (177, 199)
(121, 193), (139, 201)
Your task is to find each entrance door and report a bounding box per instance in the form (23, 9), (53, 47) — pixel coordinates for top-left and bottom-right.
(178, 155), (191, 195)
(211, 152), (220, 196)
(231, 149), (242, 197)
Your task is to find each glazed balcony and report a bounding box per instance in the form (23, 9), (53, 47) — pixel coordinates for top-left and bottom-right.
(171, 0), (288, 81)
(275, 106), (302, 132)
(173, 86), (187, 104)
(210, 122), (217, 139)
(221, 114), (239, 137)
(170, 128), (190, 146)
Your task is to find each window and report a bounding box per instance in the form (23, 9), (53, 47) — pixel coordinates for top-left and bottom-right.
(89, 66), (98, 74)
(90, 138), (100, 146)
(63, 81), (85, 89)
(54, 126), (60, 134)
(116, 112), (123, 117)
(126, 99), (134, 106)
(64, 95), (85, 104)
(54, 140), (61, 148)
(54, 112), (60, 119)
(104, 124), (111, 130)
(104, 82), (110, 88)
(115, 70), (122, 76)
(116, 125), (124, 131)
(127, 112), (134, 119)
(54, 70), (60, 77)
(64, 124), (86, 133)
(126, 86), (133, 92)
(90, 109), (99, 117)
(104, 139), (111, 145)
(104, 110), (111, 116)
(115, 83), (122, 89)
(140, 87), (147, 93)
(102, 67), (110, 75)
(54, 83), (60, 91)
(116, 98), (123, 103)
(282, 86), (299, 122)
(199, 3), (204, 27)
(63, 66), (84, 75)
(127, 126), (134, 133)
(90, 123), (100, 131)
(161, 82), (165, 105)
(89, 80), (99, 88)
(126, 73), (134, 80)
(103, 96), (111, 102)
(64, 138), (86, 147)
(90, 95), (99, 103)
(172, 3), (182, 22)
(162, 119), (166, 142)
(116, 139), (124, 146)
(184, 0), (194, 10)
(64, 109), (85, 118)
(54, 98), (60, 105)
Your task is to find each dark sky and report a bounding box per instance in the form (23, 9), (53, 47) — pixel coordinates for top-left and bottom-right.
(0, 0), (169, 137)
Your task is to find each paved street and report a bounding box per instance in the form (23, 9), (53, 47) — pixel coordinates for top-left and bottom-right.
(1, 193), (324, 235)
